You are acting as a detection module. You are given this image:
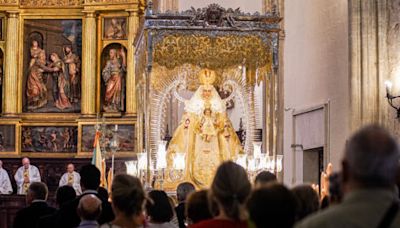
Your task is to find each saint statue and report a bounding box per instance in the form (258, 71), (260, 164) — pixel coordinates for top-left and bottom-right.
(102, 48), (126, 112)
(63, 46), (80, 104)
(166, 69), (243, 188)
(26, 43), (48, 111)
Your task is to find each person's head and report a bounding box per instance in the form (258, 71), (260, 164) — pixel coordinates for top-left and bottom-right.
(56, 185), (76, 207)
(22, 157), (30, 169)
(328, 172), (343, 204)
(210, 161), (251, 221)
(97, 186), (109, 202)
(64, 46), (72, 54)
(111, 174), (145, 226)
(201, 87), (213, 100)
(50, 53), (60, 62)
(343, 125), (400, 189)
(254, 171), (277, 188)
(176, 182), (195, 203)
(146, 190), (174, 223)
(26, 182), (48, 205)
(291, 185), (319, 221)
(67, 163), (74, 173)
(77, 194), (102, 221)
(80, 164), (100, 191)
(186, 190), (213, 225)
(109, 49), (117, 59)
(31, 40), (38, 48)
(247, 184), (297, 228)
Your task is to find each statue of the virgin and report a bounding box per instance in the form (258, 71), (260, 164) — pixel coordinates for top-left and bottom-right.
(166, 69), (243, 188)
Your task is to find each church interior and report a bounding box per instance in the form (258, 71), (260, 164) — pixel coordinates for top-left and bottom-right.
(1, 0), (400, 228)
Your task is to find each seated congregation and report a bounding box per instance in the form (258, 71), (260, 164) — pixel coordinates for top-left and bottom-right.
(7, 125), (400, 228)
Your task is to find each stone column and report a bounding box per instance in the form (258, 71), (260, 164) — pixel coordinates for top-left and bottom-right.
(125, 8), (140, 116)
(3, 11), (19, 116)
(81, 11), (97, 117)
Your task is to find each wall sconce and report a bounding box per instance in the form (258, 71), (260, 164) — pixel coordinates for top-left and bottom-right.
(385, 81), (400, 118)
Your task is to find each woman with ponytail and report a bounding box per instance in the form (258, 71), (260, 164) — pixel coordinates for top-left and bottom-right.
(100, 174), (146, 228)
(190, 161), (252, 228)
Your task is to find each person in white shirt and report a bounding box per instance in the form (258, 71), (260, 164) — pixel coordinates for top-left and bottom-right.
(0, 160), (12, 194)
(59, 163), (82, 195)
(14, 157), (41, 195)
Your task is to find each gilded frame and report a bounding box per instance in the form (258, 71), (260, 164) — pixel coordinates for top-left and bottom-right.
(0, 120), (19, 157)
(77, 121), (136, 158)
(96, 12), (128, 114)
(20, 122), (78, 158)
(17, 12), (84, 117)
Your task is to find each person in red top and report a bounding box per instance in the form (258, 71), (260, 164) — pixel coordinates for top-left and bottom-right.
(190, 161), (252, 228)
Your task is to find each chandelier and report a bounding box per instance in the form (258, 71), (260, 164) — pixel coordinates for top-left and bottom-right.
(235, 142), (283, 180)
(125, 140), (186, 189)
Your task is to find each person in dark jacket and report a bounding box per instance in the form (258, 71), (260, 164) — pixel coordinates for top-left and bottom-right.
(13, 182), (56, 228)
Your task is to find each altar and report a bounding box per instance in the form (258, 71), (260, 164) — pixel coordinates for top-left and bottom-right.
(134, 3), (282, 189)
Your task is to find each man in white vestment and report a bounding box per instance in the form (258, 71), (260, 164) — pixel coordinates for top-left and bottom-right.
(0, 160), (12, 194)
(14, 157), (41, 195)
(59, 163), (82, 195)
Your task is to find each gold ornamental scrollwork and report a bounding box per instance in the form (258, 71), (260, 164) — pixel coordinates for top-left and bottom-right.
(20, 0), (83, 7)
(0, 0), (18, 5)
(153, 34), (272, 70)
(84, 0), (136, 5)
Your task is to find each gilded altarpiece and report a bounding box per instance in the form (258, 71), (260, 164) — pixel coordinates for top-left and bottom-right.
(0, 0), (144, 159)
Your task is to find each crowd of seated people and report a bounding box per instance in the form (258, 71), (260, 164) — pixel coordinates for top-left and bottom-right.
(5, 124), (400, 228)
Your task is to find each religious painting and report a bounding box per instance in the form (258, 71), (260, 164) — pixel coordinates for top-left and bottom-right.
(81, 124), (135, 152)
(21, 126), (78, 152)
(101, 43), (127, 113)
(103, 17), (127, 40)
(0, 125), (16, 152)
(22, 19), (82, 113)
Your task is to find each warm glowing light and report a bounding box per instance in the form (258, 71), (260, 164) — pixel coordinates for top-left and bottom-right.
(385, 80), (393, 90)
(137, 152), (147, 170)
(253, 142), (262, 158)
(172, 152), (186, 170)
(235, 154), (248, 169)
(125, 160), (138, 176)
(276, 155), (283, 172)
(156, 141), (168, 170)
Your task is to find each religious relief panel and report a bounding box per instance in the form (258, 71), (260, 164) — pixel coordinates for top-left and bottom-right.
(20, 0), (83, 7)
(85, 0), (135, 4)
(103, 17), (127, 40)
(81, 124), (135, 152)
(0, 125), (16, 152)
(101, 43), (127, 113)
(23, 19), (82, 113)
(21, 126), (77, 153)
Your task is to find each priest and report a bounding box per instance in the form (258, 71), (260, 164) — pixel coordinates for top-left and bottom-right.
(14, 157), (41, 195)
(59, 163), (82, 195)
(0, 160), (12, 194)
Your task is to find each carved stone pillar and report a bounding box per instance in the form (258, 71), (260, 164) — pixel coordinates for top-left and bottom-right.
(81, 11), (97, 117)
(125, 8), (140, 116)
(3, 11), (19, 116)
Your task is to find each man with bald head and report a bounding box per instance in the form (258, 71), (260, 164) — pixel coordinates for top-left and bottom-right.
(14, 157), (41, 194)
(0, 160), (12, 194)
(59, 163), (82, 195)
(76, 194), (102, 228)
